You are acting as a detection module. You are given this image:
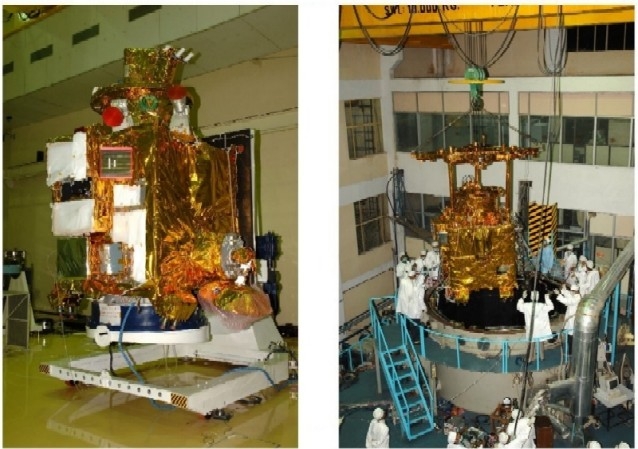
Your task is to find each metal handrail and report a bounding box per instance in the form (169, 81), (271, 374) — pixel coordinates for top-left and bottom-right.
(339, 334), (374, 372)
(370, 296), (434, 439)
(404, 314), (572, 373)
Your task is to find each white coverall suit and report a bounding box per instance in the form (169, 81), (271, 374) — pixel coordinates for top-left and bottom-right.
(517, 292), (554, 361)
(365, 418), (389, 448)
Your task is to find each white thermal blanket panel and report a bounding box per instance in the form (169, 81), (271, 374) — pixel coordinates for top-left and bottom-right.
(112, 209), (147, 283)
(51, 199), (95, 236)
(46, 132), (87, 186)
(113, 184), (143, 207)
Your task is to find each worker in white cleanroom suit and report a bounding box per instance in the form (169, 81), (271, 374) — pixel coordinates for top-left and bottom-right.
(576, 255), (588, 285)
(585, 260), (600, 295)
(424, 241), (441, 285)
(396, 270), (426, 344)
(506, 409), (536, 448)
(586, 442), (602, 449)
(562, 244), (578, 280)
(415, 250), (427, 273)
(597, 338), (609, 372)
(415, 250), (429, 302)
(517, 291), (554, 361)
(565, 266), (579, 289)
(395, 252), (411, 280)
(555, 284), (582, 355)
(494, 431), (510, 448)
(365, 408), (389, 448)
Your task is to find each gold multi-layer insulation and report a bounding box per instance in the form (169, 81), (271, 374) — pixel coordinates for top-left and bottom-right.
(47, 48), (258, 323)
(434, 180), (517, 303)
(413, 142), (539, 304)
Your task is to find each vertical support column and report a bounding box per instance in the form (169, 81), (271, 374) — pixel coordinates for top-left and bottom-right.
(474, 164), (482, 185)
(518, 180), (532, 237)
(611, 283), (620, 365)
(375, 346), (382, 395)
(505, 158), (513, 214)
(448, 162), (456, 206)
(371, 300), (383, 395)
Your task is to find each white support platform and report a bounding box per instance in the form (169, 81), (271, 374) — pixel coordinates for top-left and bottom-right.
(46, 376), (294, 447)
(40, 316), (290, 415)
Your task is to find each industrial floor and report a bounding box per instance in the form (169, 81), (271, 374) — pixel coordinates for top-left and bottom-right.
(3, 331), (298, 448)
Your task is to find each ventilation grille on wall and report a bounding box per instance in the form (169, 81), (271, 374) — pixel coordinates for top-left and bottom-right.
(3, 61), (14, 75)
(72, 24), (100, 45)
(30, 44), (53, 63)
(129, 5), (162, 22)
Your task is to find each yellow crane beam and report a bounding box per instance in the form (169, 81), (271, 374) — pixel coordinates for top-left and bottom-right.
(3, 6), (65, 39)
(341, 5), (634, 43)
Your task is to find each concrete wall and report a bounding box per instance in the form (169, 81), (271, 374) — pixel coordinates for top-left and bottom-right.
(393, 30), (634, 79)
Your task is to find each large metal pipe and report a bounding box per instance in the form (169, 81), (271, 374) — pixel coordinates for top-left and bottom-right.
(570, 238), (634, 423)
(545, 239), (633, 445)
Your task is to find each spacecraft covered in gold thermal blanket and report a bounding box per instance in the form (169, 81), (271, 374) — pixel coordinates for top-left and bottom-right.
(432, 179), (517, 302)
(413, 142), (539, 303)
(46, 47), (267, 324)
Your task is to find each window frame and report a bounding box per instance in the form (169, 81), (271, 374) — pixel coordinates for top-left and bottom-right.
(354, 194), (391, 254)
(345, 99), (384, 160)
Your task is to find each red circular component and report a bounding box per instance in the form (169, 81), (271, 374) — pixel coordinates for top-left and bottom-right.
(102, 106), (124, 127)
(167, 85), (187, 100)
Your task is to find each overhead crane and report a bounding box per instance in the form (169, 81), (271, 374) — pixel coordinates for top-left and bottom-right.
(340, 5), (635, 46)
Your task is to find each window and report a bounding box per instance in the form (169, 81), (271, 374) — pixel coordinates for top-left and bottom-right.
(345, 99), (384, 159)
(395, 112), (509, 152)
(556, 208), (585, 250)
(354, 195), (390, 254)
(394, 112), (418, 151)
(567, 23), (634, 52)
(403, 193), (448, 239)
(519, 115), (559, 147)
(394, 112), (445, 152)
(598, 117), (633, 167)
(519, 112), (634, 167)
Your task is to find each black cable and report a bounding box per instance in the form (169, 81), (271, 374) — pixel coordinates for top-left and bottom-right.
(516, 65), (563, 433)
(363, 5), (392, 21)
(352, 5), (413, 56)
(437, 7), (519, 69)
(108, 342), (117, 376)
(536, 6), (568, 76)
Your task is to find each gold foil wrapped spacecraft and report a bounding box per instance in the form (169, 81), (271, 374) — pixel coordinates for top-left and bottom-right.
(82, 121), (239, 321)
(48, 48), (245, 323)
(434, 180), (517, 303)
(412, 143), (538, 305)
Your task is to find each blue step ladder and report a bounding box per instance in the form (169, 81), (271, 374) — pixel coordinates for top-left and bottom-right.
(369, 298), (435, 440)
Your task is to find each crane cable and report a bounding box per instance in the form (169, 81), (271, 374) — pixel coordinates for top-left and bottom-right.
(352, 5), (414, 56)
(437, 6), (520, 69)
(515, 8), (565, 437)
(536, 5), (568, 76)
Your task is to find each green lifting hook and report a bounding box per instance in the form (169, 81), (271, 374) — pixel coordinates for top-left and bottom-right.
(465, 66), (486, 111)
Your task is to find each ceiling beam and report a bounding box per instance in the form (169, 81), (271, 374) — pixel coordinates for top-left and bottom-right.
(341, 5), (635, 42)
(342, 35), (452, 49)
(3, 6), (65, 38)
